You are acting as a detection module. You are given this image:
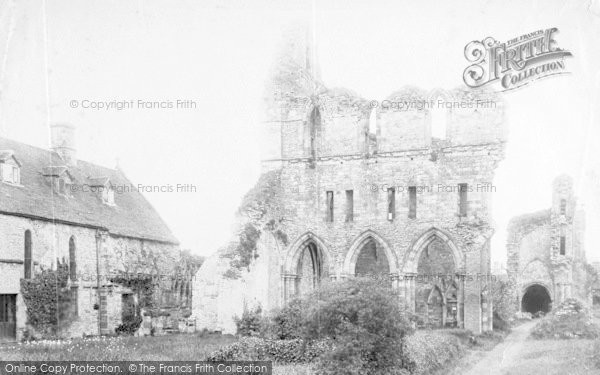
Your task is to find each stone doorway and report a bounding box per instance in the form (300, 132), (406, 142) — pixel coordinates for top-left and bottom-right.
(0, 294), (16, 342)
(521, 284), (552, 314)
(295, 242), (325, 296)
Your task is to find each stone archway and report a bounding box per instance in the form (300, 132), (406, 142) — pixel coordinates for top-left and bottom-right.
(343, 230), (398, 277)
(283, 233), (330, 302)
(521, 283), (552, 314)
(404, 228), (463, 327)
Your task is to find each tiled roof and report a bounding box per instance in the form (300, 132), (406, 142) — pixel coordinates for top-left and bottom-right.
(0, 137), (178, 244)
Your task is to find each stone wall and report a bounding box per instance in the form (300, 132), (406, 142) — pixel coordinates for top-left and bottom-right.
(507, 175), (590, 313)
(0, 213), (180, 340)
(192, 23), (504, 335)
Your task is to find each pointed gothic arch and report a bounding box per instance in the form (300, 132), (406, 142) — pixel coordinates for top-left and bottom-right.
(343, 230), (398, 276)
(403, 227), (463, 274)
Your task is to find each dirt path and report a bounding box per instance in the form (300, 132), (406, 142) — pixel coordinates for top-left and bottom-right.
(463, 321), (537, 375)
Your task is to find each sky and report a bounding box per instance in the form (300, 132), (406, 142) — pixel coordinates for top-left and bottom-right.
(0, 0), (598, 263)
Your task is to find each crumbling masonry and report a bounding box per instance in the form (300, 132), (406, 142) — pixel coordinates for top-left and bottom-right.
(193, 24), (507, 334)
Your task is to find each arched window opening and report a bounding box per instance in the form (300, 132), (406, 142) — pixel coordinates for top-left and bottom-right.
(24, 230), (32, 279)
(355, 238), (390, 277)
(430, 99), (447, 139)
(69, 236), (77, 282)
(296, 242), (324, 296)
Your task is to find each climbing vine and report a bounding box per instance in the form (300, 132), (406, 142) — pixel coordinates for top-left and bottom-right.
(222, 170), (288, 279)
(20, 259), (75, 338)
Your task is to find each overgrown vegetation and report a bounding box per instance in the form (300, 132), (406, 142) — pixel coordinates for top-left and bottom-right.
(222, 170), (289, 279)
(234, 304), (263, 337)
(491, 279), (515, 331)
(20, 259), (76, 338)
(531, 298), (600, 339)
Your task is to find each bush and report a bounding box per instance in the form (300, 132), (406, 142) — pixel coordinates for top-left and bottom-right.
(531, 298), (600, 339)
(301, 277), (414, 375)
(115, 316), (143, 335)
(493, 311), (511, 332)
(268, 299), (306, 339)
(402, 331), (464, 374)
(234, 305), (263, 337)
(205, 337), (333, 364)
(20, 260), (75, 338)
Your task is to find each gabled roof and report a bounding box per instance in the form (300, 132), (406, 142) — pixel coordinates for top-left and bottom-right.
(0, 137), (178, 244)
(0, 149), (21, 166)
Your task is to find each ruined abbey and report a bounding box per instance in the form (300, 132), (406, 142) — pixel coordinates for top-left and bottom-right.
(507, 175), (589, 314)
(192, 24), (507, 334)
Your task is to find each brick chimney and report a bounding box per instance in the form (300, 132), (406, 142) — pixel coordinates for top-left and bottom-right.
(50, 123), (77, 166)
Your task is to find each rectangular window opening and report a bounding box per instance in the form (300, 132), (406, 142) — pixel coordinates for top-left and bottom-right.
(345, 190), (353, 222)
(387, 187), (396, 220)
(560, 236), (566, 255)
(408, 186), (417, 219)
(560, 199), (567, 215)
(326, 191), (334, 222)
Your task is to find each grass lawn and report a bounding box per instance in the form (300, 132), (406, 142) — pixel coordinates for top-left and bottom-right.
(0, 333), (237, 361)
(0, 333), (307, 374)
(501, 338), (600, 375)
(0, 328), (515, 375)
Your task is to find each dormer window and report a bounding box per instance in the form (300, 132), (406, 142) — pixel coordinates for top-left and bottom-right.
(1, 163), (20, 184)
(102, 186), (115, 205)
(0, 150), (21, 184)
(89, 176), (115, 206)
(42, 166), (73, 196)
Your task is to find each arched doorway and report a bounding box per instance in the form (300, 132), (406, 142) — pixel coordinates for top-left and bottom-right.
(284, 233), (331, 303)
(521, 284), (552, 314)
(295, 242), (326, 296)
(415, 236), (456, 327)
(355, 238), (390, 277)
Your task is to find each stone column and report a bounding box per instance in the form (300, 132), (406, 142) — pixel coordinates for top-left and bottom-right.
(464, 253), (482, 334)
(457, 273), (465, 328)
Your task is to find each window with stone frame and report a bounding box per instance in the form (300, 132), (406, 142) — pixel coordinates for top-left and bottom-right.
(387, 187), (395, 220)
(326, 191), (334, 222)
(408, 186), (417, 219)
(560, 199), (567, 215)
(1, 161), (20, 184)
(345, 190), (354, 222)
(24, 230), (32, 279)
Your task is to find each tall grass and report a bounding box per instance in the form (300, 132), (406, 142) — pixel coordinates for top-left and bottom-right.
(0, 333), (236, 361)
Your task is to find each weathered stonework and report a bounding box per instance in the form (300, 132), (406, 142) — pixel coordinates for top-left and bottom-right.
(193, 24), (505, 334)
(0, 129), (186, 341)
(507, 175), (590, 314)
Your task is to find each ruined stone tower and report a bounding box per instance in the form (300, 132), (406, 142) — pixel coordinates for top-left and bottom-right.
(193, 22), (507, 334)
(507, 175), (588, 314)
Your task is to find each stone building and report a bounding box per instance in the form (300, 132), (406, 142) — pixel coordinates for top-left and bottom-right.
(506, 175), (588, 314)
(193, 24), (506, 334)
(0, 125), (188, 341)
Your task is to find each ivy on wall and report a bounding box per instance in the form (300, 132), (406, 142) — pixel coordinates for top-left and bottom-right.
(20, 259), (76, 338)
(221, 170), (289, 279)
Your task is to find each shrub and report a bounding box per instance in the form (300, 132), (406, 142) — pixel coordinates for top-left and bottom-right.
(268, 299), (306, 339)
(491, 279), (516, 328)
(301, 277), (414, 375)
(402, 331), (464, 374)
(531, 298), (600, 339)
(205, 337), (333, 364)
(493, 311), (511, 332)
(234, 305), (263, 337)
(20, 260), (75, 338)
(115, 316), (143, 335)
